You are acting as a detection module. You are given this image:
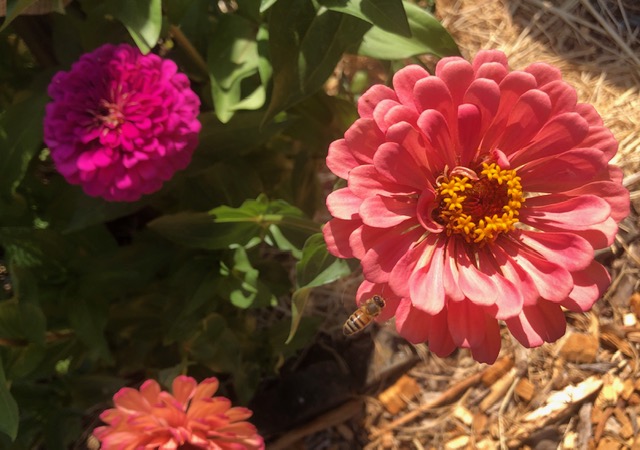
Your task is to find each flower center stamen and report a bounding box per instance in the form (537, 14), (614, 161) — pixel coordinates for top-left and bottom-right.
(435, 163), (524, 244)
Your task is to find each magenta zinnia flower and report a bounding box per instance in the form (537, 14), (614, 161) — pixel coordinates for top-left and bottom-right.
(93, 376), (265, 450)
(324, 50), (629, 363)
(44, 43), (201, 202)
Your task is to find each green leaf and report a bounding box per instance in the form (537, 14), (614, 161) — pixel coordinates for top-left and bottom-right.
(286, 233), (351, 343)
(208, 14), (263, 122)
(259, 0), (278, 13)
(219, 247), (275, 309)
(148, 211), (262, 250)
(265, 1), (370, 122)
(0, 301), (45, 344)
(320, 0), (410, 37)
(285, 286), (310, 344)
(358, 1), (460, 59)
(62, 293), (111, 361)
(0, 357), (18, 441)
(112, 0), (162, 54)
(186, 313), (230, 366)
(149, 196), (318, 250)
(0, 0), (38, 32)
(295, 233), (350, 289)
(0, 88), (49, 203)
(191, 111), (292, 169)
(0, 228), (69, 273)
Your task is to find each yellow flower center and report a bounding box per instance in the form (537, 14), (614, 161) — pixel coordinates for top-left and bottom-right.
(435, 163), (524, 244)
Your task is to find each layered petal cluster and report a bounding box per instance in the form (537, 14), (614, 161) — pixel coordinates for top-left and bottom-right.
(324, 50), (629, 363)
(44, 43), (201, 202)
(93, 376), (265, 450)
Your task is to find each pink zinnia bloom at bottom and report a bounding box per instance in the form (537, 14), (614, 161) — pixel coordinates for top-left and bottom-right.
(324, 50), (630, 363)
(44, 43), (201, 202)
(93, 376), (264, 450)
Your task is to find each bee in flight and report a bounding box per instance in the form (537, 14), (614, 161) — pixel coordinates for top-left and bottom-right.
(343, 295), (386, 337)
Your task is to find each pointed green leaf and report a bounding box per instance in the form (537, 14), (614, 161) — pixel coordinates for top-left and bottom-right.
(358, 1), (460, 59)
(208, 14), (262, 122)
(285, 286), (311, 344)
(265, 1), (370, 122)
(112, 0), (162, 53)
(295, 233), (351, 288)
(0, 89), (49, 201)
(320, 0), (410, 37)
(0, 0), (39, 32)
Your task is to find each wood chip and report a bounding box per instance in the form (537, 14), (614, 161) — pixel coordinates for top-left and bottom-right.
(558, 332), (599, 363)
(621, 378), (635, 401)
(452, 404), (473, 427)
(514, 377), (536, 403)
(480, 355), (514, 386)
(480, 368), (516, 411)
(444, 435), (469, 450)
(613, 408), (634, 439)
(623, 312), (638, 327)
(630, 292), (640, 319)
(595, 375), (625, 409)
(597, 436), (624, 450)
(377, 374), (421, 415)
(524, 377), (604, 423)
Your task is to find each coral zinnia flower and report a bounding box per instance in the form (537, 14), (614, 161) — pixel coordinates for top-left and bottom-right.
(93, 376), (265, 450)
(44, 43), (201, 202)
(324, 50), (629, 363)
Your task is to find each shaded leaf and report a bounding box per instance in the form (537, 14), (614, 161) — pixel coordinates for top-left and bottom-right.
(0, 358), (18, 441)
(208, 14), (262, 122)
(0, 88), (49, 204)
(265, 1), (370, 122)
(295, 233), (350, 288)
(285, 286), (311, 344)
(358, 1), (460, 59)
(112, 0), (162, 53)
(320, 0), (410, 37)
(0, 0), (38, 32)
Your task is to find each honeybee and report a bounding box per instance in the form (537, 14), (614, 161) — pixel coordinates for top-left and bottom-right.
(343, 295), (386, 337)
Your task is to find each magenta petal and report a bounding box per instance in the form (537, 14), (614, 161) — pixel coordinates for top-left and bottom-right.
(538, 80), (578, 116)
(477, 248), (523, 319)
(506, 301), (566, 347)
(516, 230), (593, 271)
(497, 89), (552, 155)
(392, 64), (430, 108)
(457, 104), (482, 165)
(348, 165), (415, 198)
(373, 141), (431, 190)
(447, 299), (486, 347)
(499, 239), (573, 303)
(564, 181), (630, 223)
(326, 118), (383, 179)
(326, 188), (363, 220)
(417, 109), (455, 168)
(472, 50), (509, 73)
(469, 315), (501, 364)
(443, 240), (464, 301)
(395, 300), (430, 343)
(511, 112), (590, 165)
(409, 238), (446, 314)
(361, 224), (424, 283)
(518, 147), (607, 192)
(521, 194), (611, 228)
(523, 62), (562, 86)
(322, 219), (361, 259)
(436, 57), (475, 105)
(413, 76), (454, 120)
(561, 260), (610, 312)
(360, 196), (416, 228)
(357, 84), (397, 119)
(455, 245), (497, 307)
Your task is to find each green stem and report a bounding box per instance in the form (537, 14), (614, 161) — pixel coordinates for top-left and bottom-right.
(169, 24), (209, 78)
